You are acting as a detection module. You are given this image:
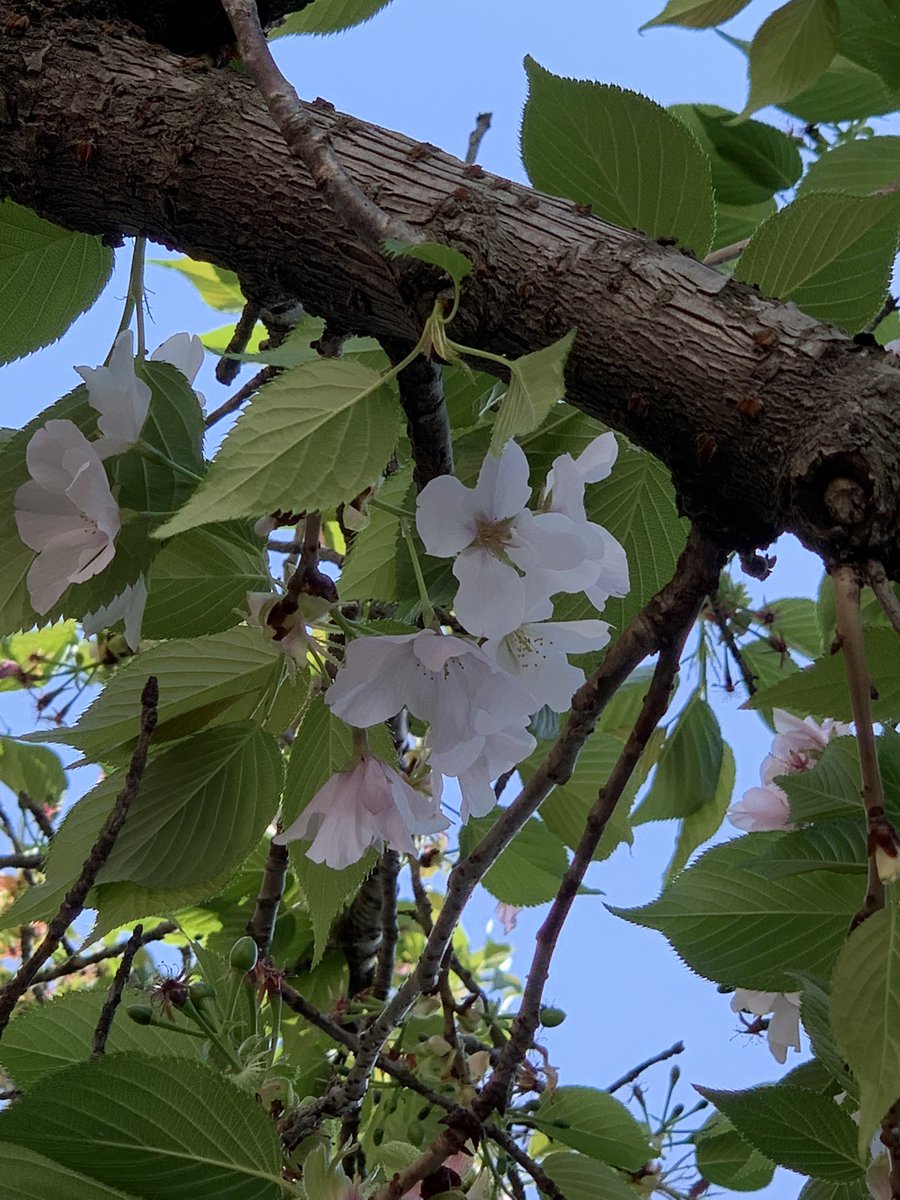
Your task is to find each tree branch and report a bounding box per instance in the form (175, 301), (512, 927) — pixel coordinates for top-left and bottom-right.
(0, 677), (159, 1037)
(707, 592), (757, 697)
(868, 560), (900, 637)
(0, 853), (43, 870)
(29, 921), (177, 986)
(204, 365), (279, 428)
(371, 848), (400, 1002)
(381, 340), (454, 489)
(465, 112), (492, 165)
(607, 1041), (685, 1094)
(245, 835), (289, 958)
(91, 923), (143, 1057)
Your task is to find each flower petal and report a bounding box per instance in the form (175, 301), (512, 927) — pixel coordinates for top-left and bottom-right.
(453, 547), (528, 639)
(415, 475), (480, 556)
(473, 439), (531, 521)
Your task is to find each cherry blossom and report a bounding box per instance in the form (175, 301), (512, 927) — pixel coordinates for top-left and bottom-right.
(273, 752), (447, 869)
(415, 439), (585, 639)
(14, 420), (120, 613)
(82, 576), (148, 651)
(76, 331), (152, 459)
(495, 901), (520, 934)
(731, 989), (801, 1064)
(727, 783), (792, 832)
(151, 333), (206, 411)
(0, 661), (20, 680)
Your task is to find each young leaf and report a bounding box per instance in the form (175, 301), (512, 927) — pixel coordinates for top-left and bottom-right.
(539, 1150), (638, 1200)
(529, 1086), (652, 1170)
(0, 202), (114, 365)
(798, 136), (900, 197)
(665, 743), (736, 880)
(696, 1083), (864, 1180)
(633, 695), (724, 824)
(830, 903), (900, 1157)
(735, 190), (900, 335)
(152, 257), (245, 311)
(489, 330), (576, 455)
(782, 52), (898, 120)
(521, 58), (715, 256)
(782, 737), (862, 824)
(740, 0), (840, 119)
(0, 1056), (286, 1200)
(0, 737), (65, 808)
(0, 1144), (139, 1200)
(642, 0), (751, 29)
(272, 0), (394, 36)
(382, 238), (473, 287)
(694, 1114), (776, 1191)
(157, 359), (402, 537)
(459, 815), (570, 906)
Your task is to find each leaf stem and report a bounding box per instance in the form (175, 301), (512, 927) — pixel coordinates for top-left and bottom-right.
(400, 519), (436, 627)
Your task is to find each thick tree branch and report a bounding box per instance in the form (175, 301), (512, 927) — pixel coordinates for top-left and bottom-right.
(2, 12), (898, 568)
(0, 852), (43, 870)
(0, 677), (159, 1037)
(381, 340), (454, 489)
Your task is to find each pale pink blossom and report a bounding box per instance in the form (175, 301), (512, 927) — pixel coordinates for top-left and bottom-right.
(761, 709), (850, 784)
(76, 331), (151, 458)
(273, 753), (448, 870)
(0, 661), (20, 680)
(415, 440), (585, 639)
(495, 902), (520, 934)
(82, 576), (148, 651)
(14, 420), (120, 613)
(731, 989), (801, 1064)
(727, 783), (792, 832)
(449, 722), (536, 821)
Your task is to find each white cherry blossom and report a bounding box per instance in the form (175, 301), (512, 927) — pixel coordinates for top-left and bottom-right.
(415, 439), (585, 639)
(151, 333), (206, 411)
(727, 783), (792, 832)
(14, 420), (120, 613)
(731, 989), (801, 1064)
(273, 752), (447, 869)
(76, 331), (151, 459)
(82, 576), (148, 651)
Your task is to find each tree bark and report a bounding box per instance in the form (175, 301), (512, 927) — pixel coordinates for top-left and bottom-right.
(1, 4), (899, 571)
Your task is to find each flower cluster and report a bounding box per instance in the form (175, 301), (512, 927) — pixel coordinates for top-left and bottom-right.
(278, 436), (627, 869)
(727, 709), (851, 832)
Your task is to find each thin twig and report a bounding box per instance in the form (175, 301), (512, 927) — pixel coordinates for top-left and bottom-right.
(29, 921), (177, 986)
(707, 593), (757, 696)
(607, 1041), (686, 1094)
(833, 566), (890, 929)
(221, 0), (415, 245)
(702, 238), (750, 267)
(863, 292), (897, 336)
(465, 112), (492, 164)
(246, 836), (289, 957)
(91, 924), (143, 1057)
(372, 848), (400, 1001)
(868, 561), (900, 637)
(17, 791), (54, 840)
(204, 364), (278, 427)
(215, 298), (260, 385)
(380, 340), (454, 490)
(0, 677), (159, 1037)
(0, 853), (43, 870)
(280, 528), (724, 1144)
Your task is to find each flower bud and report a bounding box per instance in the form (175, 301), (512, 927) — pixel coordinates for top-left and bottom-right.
(126, 1004), (154, 1025)
(229, 936), (259, 974)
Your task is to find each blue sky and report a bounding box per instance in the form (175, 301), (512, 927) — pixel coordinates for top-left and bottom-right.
(1, 3), (885, 1195)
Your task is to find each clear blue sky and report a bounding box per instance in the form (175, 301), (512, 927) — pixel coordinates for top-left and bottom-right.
(3, 3), (890, 1195)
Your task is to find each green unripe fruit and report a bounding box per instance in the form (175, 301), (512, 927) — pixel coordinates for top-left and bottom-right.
(188, 981), (217, 1007)
(229, 935), (259, 974)
(539, 1006), (566, 1027)
(127, 1004), (154, 1025)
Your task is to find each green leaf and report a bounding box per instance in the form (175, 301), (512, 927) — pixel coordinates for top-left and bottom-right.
(539, 1151), (638, 1200)
(672, 104), (802, 206)
(798, 974), (857, 1095)
(782, 52), (898, 120)
(666, 743), (736, 880)
(745, 817), (865, 878)
(641, 0), (752, 30)
(0, 737), (65, 807)
(696, 1083), (864, 1180)
(459, 815), (570, 906)
(0, 201), (113, 365)
(152, 257), (244, 311)
(633, 695), (723, 824)
(831, 902), (900, 1155)
(521, 58), (715, 256)
(0, 1055), (285, 1199)
(734, 191), (900, 333)
(759, 596), (824, 660)
(529, 1086), (652, 1170)
(199, 321), (267, 357)
(798, 1178), (869, 1200)
(382, 239), (473, 286)
(713, 198), (777, 249)
(519, 731), (634, 864)
(838, 0), (900, 93)
(0, 622), (78, 692)
(0, 988), (197, 1091)
(782, 737), (862, 824)
(694, 1114), (776, 1191)
(337, 469), (413, 602)
(143, 522), (269, 639)
(0, 1144), (140, 1200)
(750, 628), (900, 723)
(611, 833), (862, 989)
(157, 359), (402, 537)
(272, 0), (394, 35)
(27, 626), (283, 762)
(740, 0), (841, 119)
(799, 136), (900, 198)
(489, 331), (577, 454)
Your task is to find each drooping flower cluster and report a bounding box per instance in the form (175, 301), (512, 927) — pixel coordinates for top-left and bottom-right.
(727, 709), (851, 832)
(277, 436), (628, 869)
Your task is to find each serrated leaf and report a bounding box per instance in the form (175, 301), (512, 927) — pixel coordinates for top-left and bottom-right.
(143, 522), (269, 639)
(0, 1144), (140, 1200)
(666, 743), (736, 880)
(539, 1150), (638, 1200)
(761, 596), (824, 660)
(521, 58), (715, 255)
(27, 627), (283, 762)
(783, 52), (898, 120)
(672, 104), (802, 206)
(633, 695), (723, 824)
(529, 1086), (652, 1170)
(734, 191), (900, 333)
(799, 136), (900, 198)
(337, 468), (413, 602)
(272, 0), (394, 35)
(798, 1177), (870, 1200)
(0, 1055), (285, 1200)
(152, 257), (244, 310)
(158, 359), (401, 537)
(745, 817), (865, 879)
(696, 1083), (864, 1180)
(489, 331), (577, 454)
(694, 1114), (776, 1191)
(519, 407), (608, 483)
(831, 902), (900, 1155)
(749, 628), (900, 723)
(838, 0), (900, 93)
(199, 321), (267, 357)
(459, 815), (570, 906)
(0, 201), (114, 364)
(797, 974), (857, 1095)
(713, 198), (777, 249)
(0, 737), (65, 807)
(782, 737), (862, 823)
(611, 833), (862, 989)
(382, 238), (473, 285)
(0, 988), (197, 1091)
(0, 621), (78, 692)
(641, 0), (752, 29)
(740, 0), (840, 119)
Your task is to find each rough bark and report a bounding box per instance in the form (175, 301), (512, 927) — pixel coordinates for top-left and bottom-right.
(1, 5), (899, 571)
